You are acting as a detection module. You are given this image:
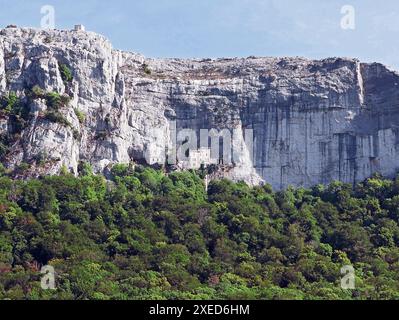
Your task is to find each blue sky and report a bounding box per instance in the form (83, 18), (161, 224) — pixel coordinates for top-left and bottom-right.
(1, 0), (399, 69)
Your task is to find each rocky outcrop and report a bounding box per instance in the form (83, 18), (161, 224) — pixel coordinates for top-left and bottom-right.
(1, 27), (399, 189)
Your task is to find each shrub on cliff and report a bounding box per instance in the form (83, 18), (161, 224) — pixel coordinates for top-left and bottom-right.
(59, 63), (73, 83)
(1, 92), (19, 114)
(0, 92), (31, 134)
(44, 110), (71, 127)
(46, 92), (70, 110)
(74, 108), (86, 124)
(30, 87), (71, 110)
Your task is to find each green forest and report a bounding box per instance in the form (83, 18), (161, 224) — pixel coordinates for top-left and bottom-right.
(0, 163), (399, 300)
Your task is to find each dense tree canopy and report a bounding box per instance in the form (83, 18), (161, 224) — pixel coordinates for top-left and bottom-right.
(0, 164), (399, 300)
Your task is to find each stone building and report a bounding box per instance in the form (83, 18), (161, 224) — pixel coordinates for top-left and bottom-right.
(183, 148), (217, 169)
(74, 25), (85, 32)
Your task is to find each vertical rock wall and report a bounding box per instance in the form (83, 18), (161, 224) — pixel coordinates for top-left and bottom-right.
(1, 28), (399, 189)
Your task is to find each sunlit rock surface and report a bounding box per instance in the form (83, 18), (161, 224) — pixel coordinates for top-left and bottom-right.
(1, 27), (399, 189)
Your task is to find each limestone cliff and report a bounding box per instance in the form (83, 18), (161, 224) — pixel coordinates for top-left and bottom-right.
(1, 27), (399, 189)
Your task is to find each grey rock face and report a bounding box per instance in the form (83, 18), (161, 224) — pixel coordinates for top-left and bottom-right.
(1, 27), (399, 189)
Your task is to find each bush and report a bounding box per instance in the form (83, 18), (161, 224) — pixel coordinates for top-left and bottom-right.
(78, 161), (93, 176)
(34, 151), (48, 166)
(60, 94), (71, 106)
(111, 164), (131, 178)
(74, 109), (86, 124)
(1, 92), (19, 114)
(59, 63), (73, 83)
(17, 162), (30, 172)
(31, 85), (45, 99)
(30, 87), (70, 110)
(143, 64), (151, 75)
(60, 165), (70, 176)
(1, 92), (31, 134)
(46, 92), (61, 109)
(45, 92), (70, 110)
(44, 110), (71, 127)
(0, 142), (8, 159)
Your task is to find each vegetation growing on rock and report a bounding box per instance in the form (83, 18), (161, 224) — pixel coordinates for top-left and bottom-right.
(0, 91), (31, 135)
(44, 110), (71, 128)
(0, 91), (19, 114)
(74, 108), (86, 125)
(58, 62), (73, 84)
